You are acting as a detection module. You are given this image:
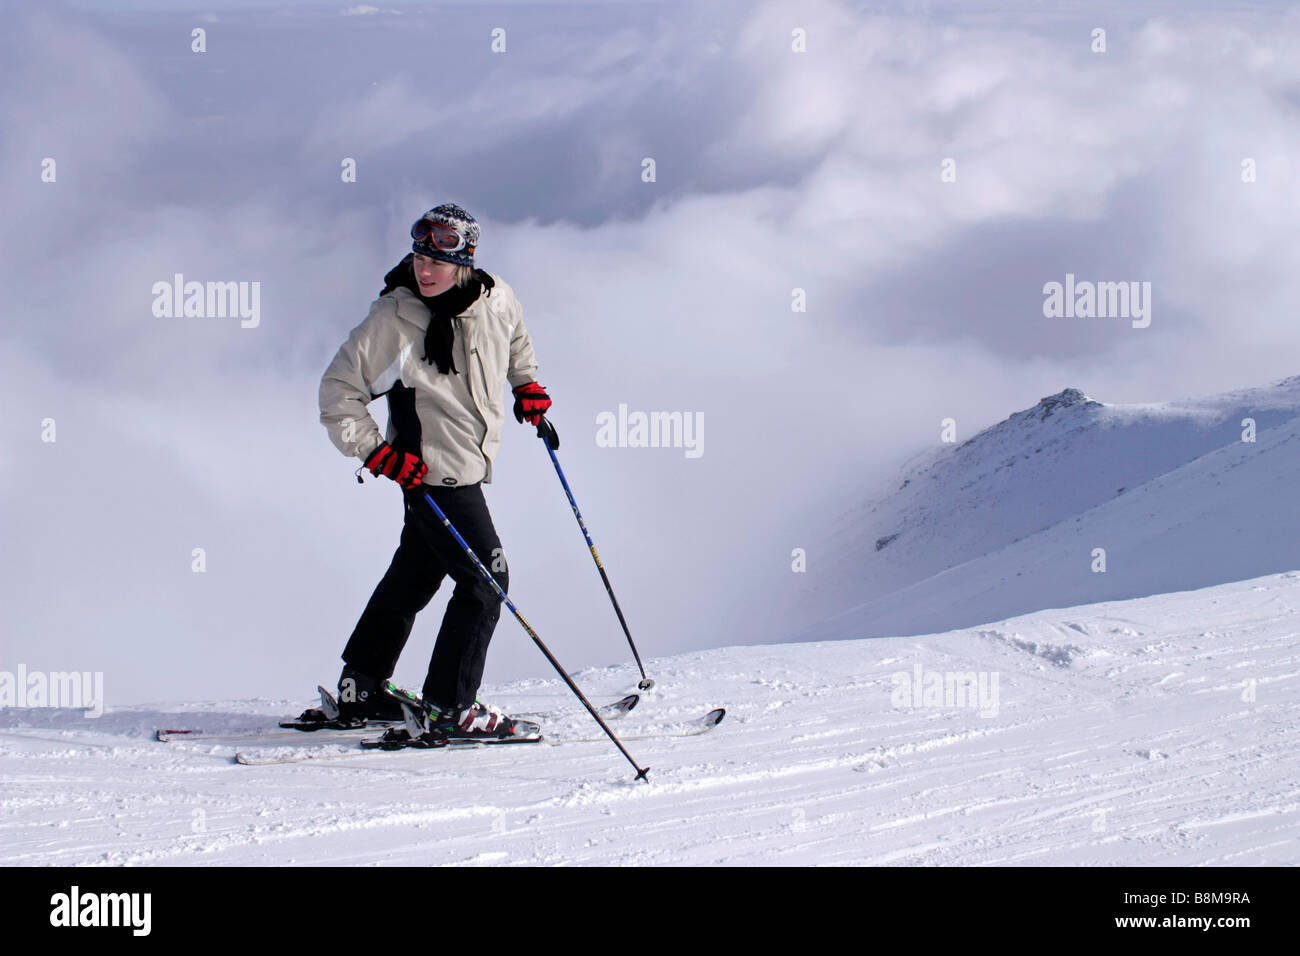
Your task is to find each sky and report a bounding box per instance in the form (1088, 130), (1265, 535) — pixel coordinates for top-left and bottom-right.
(3, 0), (1300, 706)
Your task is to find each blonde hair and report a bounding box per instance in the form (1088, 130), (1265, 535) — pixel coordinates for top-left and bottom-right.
(454, 264), (478, 287)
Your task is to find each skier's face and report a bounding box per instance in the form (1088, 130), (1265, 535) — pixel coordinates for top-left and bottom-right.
(413, 254), (457, 297)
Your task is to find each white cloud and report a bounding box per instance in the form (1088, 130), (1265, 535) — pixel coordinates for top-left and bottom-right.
(8, 0), (1300, 702)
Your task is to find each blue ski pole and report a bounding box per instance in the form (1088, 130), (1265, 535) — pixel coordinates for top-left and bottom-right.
(532, 416), (653, 690)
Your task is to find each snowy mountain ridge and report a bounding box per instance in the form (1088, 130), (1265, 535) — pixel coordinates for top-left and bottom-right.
(805, 375), (1300, 639)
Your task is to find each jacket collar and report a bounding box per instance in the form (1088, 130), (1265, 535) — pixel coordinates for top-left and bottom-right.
(390, 284), (481, 325)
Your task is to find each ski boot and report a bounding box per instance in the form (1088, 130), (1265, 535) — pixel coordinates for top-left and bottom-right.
(334, 666), (412, 724)
(281, 685), (366, 731)
(375, 695), (542, 748)
(281, 669), (416, 731)
(431, 700), (542, 743)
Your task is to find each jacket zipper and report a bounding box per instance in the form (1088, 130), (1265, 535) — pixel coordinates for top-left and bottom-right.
(472, 348), (491, 399)
(458, 317), (492, 466)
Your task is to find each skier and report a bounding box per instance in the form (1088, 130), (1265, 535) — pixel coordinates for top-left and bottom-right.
(317, 202), (552, 740)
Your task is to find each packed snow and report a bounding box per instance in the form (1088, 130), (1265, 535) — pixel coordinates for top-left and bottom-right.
(5, 377), (1298, 866)
(2, 572), (1296, 865)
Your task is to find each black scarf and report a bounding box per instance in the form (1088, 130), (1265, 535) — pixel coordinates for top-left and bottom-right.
(379, 254), (496, 375)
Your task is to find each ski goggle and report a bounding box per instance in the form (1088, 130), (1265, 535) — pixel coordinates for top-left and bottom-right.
(410, 218), (472, 253)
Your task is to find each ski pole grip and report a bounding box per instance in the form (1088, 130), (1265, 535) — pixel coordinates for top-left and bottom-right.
(536, 415), (560, 450)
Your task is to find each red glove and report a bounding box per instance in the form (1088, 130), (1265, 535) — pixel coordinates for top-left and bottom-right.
(512, 382), (552, 426)
(363, 442), (427, 489)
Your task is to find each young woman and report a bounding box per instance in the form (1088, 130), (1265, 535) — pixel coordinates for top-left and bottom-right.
(318, 203), (552, 739)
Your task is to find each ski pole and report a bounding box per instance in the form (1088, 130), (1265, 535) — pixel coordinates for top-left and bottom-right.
(532, 417), (654, 691)
(419, 489), (650, 782)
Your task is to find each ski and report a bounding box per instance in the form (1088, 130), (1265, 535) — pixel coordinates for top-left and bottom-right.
(157, 685), (359, 741)
(180, 694), (638, 749)
(360, 719), (544, 751)
(156, 685), (377, 742)
(506, 692), (640, 723)
(547, 707), (725, 744)
(233, 728), (543, 765)
(232, 706), (724, 766)
(156, 722), (389, 744)
(157, 686), (618, 749)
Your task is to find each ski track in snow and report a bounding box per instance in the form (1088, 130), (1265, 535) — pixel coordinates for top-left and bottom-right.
(2, 573), (1298, 866)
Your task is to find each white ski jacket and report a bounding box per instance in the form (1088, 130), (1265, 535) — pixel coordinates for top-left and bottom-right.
(319, 275), (540, 486)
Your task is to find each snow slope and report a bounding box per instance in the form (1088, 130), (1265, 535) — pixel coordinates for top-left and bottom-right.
(2, 572), (1297, 866)
(811, 396), (1300, 643)
(802, 376), (1300, 639)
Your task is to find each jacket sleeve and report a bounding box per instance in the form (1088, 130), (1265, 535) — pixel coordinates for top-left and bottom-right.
(319, 297), (409, 462)
(505, 291), (540, 389)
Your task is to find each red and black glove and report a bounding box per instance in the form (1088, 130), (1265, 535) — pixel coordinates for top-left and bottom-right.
(362, 442), (427, 489)
(512, 382), (552, 426)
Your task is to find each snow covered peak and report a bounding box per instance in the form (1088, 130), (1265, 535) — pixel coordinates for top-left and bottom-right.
(1024, 387), (1100, 421)
(802, 375), (1300, 640)
(976, 386), (1103, 446)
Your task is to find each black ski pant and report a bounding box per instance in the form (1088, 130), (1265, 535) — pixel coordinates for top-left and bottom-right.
(341, 482), (507, 712)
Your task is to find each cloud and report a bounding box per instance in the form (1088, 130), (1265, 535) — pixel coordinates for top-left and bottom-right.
(6, 0), (1300, 703)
